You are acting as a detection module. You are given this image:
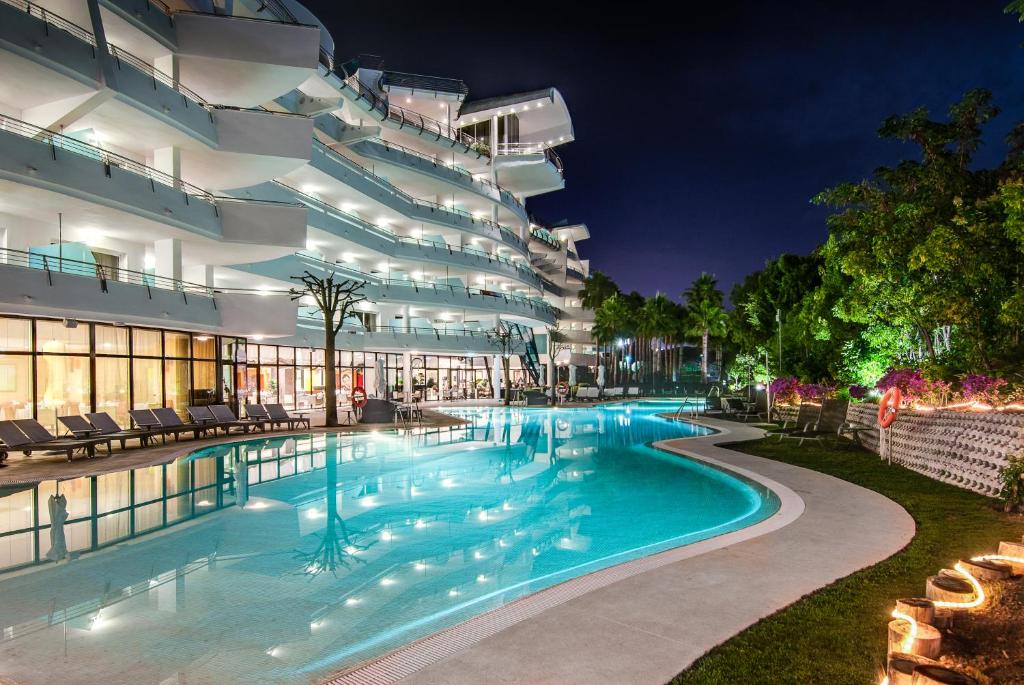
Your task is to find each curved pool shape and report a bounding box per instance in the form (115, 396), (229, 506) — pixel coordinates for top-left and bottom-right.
(0, 403), (778, 685)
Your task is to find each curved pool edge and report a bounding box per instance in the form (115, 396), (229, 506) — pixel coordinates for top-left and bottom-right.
(319, 419), (807, 685)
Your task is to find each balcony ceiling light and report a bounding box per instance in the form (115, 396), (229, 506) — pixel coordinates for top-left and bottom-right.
(377, 261), (389, 271)
(341, 202), (358, 213)
(537, 102), (544, 108)
(558, 136), (565, 141)
(406, 97), (412, 103)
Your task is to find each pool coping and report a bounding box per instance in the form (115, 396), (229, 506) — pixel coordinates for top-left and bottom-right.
(318, 418), (811, 685)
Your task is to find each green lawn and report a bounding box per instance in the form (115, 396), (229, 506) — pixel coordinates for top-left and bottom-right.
(669, 438), (1024, 685)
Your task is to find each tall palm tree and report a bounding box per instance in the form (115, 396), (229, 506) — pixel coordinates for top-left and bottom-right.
(579, 270), (619, 310)
(580, 271), (620, 381)
(682, 273), (728, 382)
(639, 293), (677, 388)
(593, 293), (632, 385)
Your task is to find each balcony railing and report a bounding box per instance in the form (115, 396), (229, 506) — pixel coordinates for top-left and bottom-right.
(3, 0), (212, 112)
(296, 254), (556, 320)
(369, 138), (524, 212)
(0, 113), (216, 202)
(495, 142), (564, 174)
(312, 140), (529, 254)
(1, 114), (302, 215)
(529, 226), (562, 250)
(0, 246), (291, 298)
(341, 77), (488, 156)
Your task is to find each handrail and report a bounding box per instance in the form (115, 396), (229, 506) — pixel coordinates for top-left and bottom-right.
(341, 77), (488, 156)
(0, 113), (216, 202)
(278, 181), (537, 281)
(174, 8), (317, 28)
(312, 140), (529, 254)
(0, 114), (301, 210)
(0, 246), (293, 297)
(496, 142), (564, 173)
(299, 318), (498, 339)
(529, 225), (562, 250)
(295, 254), (556, 318)
(368, 137), (525, 212)
(2, 0), (213, 111)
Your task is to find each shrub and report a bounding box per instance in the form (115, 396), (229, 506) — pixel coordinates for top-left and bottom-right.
(960, 374), (1008, 406)
(797, 383), (836, 401)
(769, 376), (800, 404)
(848, 384), (869, 400)
(999, 453), (1024, 513)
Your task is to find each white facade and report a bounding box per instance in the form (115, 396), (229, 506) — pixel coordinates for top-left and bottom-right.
(0, 0), (595, 392)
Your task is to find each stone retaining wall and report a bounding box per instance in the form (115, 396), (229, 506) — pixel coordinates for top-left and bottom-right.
(772, 403), (1020, 496)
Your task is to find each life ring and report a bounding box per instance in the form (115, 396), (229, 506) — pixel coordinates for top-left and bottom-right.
(555, 381), (570, 398)
(878, 387), (902, 429)
(352, 386), (367, 408)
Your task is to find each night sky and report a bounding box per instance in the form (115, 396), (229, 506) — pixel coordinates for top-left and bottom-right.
(308, 0), (1024, 298)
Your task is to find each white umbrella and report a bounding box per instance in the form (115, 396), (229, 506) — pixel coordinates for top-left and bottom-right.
(568, 364), (577, 386)
(597, 364), (605, 388)
(45, 493), (68, 561)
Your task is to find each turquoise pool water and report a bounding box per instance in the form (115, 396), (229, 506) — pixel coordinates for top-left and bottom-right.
(0, 402), (778, 684)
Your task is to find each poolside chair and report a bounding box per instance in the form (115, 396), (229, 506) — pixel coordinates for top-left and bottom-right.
(0, 420), (108, 462)
(734, 391), (767, 422)
(210, 404), (265, 432)
(627, 387), (641, 397)
(152, 407), (207, 440)
(187, 406), (249, 435)
(774, 402), (823, 441)
(783, 399), (851, 446)
(85, 412), (157, 449)
(61, 414), (152, 449)
(265, 404), (310, 430)
(244, 404), (280, 429)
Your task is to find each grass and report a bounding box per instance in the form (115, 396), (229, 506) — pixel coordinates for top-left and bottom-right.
(668, 437), (1024, 685)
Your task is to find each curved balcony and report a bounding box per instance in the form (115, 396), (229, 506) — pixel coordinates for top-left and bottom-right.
(262, 182), (541, 288)
(494, 143), (565, 198)
(0, 114), (306, 249)
(334, 75), (488, 161)
(310, 140), (530, 257)
(99, 0), (177, 48)
(0, 246), (297, 337)
(296, 318), (523, 355)
(347, 138), (527, 223)
(232, 254), (557, 325)
(529, 225), (562, 252)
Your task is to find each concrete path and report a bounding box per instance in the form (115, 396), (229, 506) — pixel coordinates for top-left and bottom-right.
(328, 418), (915, 685)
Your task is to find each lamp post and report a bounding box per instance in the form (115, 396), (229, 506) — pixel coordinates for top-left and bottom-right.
(776, 308), (782, 376)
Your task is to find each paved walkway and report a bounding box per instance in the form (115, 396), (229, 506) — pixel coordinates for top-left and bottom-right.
(329, 418), (915, 685)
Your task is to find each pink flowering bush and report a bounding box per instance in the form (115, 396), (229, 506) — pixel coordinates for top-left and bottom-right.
(847, 384), (869, 400)
(875, 367), (951, 406)
(960, 374), (1008, 405)
(769, 376), (801, 405)
(797, 383), (836, 401)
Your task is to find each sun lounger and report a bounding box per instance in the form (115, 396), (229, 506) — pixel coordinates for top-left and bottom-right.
(265, 404), (310, 430)
(187, 406), (250, 435)
(210, 404), (265, 432)
(86, 412), (159, 448)
(783, 399), (851, 445)
(775, 402), (823, 440)
(0, 420), (108, 462)
(62, 414), (154, 449)
(152, 407), (207, 439)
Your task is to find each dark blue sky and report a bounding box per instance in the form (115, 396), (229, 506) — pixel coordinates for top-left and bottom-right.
(311, 0), (1024, 297)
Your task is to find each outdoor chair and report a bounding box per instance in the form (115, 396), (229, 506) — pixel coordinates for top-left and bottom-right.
(152, 407), (206, 440)
(85, 412), (157, 449)
(0, 420), (108, 462)
(187, 406), (251, 435)
(627, 387), (641, 397)
(265, 404), (311, 430)
(61, 414), (152, 449)
(782, 399), (851, 445)
(735, 391), (767, 422)
(775, 402), (823, 440)
(210, 405), (265, 432)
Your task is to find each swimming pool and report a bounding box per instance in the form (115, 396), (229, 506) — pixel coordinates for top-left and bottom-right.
(0, 402), (779, 684)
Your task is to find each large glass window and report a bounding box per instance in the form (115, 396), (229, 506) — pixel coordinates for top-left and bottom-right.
(0, 354), (32, 421)
(164, 360), (190, 415)
(133, 328), (162, 356)
(0, 318), (31, 352)
(133, 358), (162, 409)
(96, 357), (130, 425)
(36, 320), (89, 354)
(36, 355), (89, 430)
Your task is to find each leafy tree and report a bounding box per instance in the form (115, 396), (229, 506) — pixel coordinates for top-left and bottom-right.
(579, 270), (619, 310)
(290, 271), (366, 427)
(593, 293), (634, 385)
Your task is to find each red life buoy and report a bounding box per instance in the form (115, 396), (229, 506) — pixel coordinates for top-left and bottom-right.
(877, 387), (902, 429)
(555, 381), (570, 398)
(352, 386), (367, 408)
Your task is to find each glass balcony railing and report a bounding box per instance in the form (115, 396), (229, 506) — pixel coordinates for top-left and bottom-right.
(495, 142), (564, 175)
(340, 76), (488, 156)
(0, 114), (302, 214)
(2, 0), (212, 112)
(312, 140), (530, 255)
(529, 225), (562, 250)
(364, 138), (525, 213)
(0, 246), (290, 298)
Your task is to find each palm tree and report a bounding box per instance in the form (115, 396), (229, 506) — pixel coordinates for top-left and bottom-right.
(593, 293), (632, 385)
(639, 293), (678, 389)
(579, 270), (619, 310)
(682, 273), (728, 382)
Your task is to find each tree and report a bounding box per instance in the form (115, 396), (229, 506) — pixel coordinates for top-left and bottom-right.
(593, 293), (633, 385)
(290, 271), (366, 427)
(637, 293), (678, 388)
(682, 273), (727, 381)
(579, 270), (619, 310)
(815, 89), (1018, 371)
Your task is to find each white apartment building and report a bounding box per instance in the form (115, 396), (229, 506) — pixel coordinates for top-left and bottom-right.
(0, 0), (595, 427)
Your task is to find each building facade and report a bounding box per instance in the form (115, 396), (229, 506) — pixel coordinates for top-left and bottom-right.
(0, 0), (595, 426)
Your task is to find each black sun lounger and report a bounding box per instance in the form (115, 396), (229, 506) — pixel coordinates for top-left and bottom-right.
(0, 420), (108, 462)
